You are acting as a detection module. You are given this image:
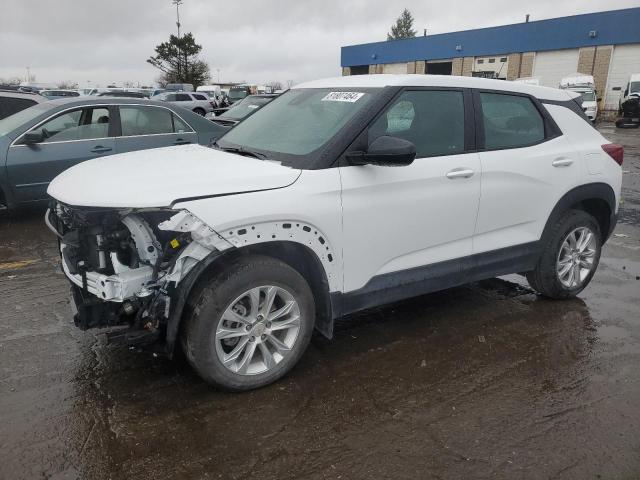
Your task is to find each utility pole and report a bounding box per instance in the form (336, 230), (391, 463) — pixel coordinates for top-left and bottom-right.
(172, 0), (183, 81)
(217, 68), (220, 83)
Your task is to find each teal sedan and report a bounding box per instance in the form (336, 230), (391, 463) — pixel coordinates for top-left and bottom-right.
(0, 97), (228, 211)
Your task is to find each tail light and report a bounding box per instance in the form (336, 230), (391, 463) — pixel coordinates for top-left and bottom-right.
(602, 144), (624, 166)
(209, 101), (215, 108)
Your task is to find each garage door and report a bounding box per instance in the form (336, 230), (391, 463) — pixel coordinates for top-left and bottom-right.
(605, 44), (640, 110)
(382, 63), (407, 74)
(532, 49), (579, 88)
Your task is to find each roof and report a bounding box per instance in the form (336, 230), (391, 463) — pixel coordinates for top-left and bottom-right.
(341, 7), (640, 67)
(0, 91), (47, 102)
(294, 74), (575, 102)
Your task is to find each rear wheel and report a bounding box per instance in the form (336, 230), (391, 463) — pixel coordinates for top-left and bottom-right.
(193, 107), (206, 116)
(527, 210), (602, 299)
(182, 255), (315, 391)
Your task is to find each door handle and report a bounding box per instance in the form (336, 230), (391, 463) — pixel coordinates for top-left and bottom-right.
(552, 158), (573, 167)
(446, 168), (475, 179)
(90, 146), (112, 154)
(174, 138), (191, 145)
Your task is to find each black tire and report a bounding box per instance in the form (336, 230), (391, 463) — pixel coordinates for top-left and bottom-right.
(181, 255), (315, 391)
(527, 209), (602, 299)
(193, 107), (206, 116)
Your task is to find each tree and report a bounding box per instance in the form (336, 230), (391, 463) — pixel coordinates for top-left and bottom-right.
(387, 9), (417, 40)
(147, 32), (210, 87)
(57, 81), (78, 89)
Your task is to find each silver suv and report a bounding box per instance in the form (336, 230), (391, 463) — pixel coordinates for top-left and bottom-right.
(155, 92), (214, 116)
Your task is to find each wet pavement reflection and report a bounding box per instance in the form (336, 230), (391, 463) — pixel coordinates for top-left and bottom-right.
(1, 125), (639, 480)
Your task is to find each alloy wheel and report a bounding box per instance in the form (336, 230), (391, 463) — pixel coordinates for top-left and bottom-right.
(214, 286), (301, 375)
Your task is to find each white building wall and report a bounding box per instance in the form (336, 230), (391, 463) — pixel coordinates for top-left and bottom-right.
(532, 49), (580, 88)
(604, 44), (640, 110)
(382, 63), (408, 74)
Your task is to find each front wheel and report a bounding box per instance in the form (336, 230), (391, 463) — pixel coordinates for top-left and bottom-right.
(527, 210), (602, 299)
(182, 255), (315, 391)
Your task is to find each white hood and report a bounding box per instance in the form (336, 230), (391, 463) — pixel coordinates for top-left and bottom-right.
(47, 144), (301, 208)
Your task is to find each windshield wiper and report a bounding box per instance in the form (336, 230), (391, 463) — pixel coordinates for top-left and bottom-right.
(213, 141), (268, 159)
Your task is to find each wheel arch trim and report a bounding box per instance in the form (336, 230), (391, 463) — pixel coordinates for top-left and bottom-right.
(541, 182), (617, 247)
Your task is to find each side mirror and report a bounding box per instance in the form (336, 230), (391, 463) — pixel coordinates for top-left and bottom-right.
(22, 131), (43, 145)
(347, 135), (416, 167)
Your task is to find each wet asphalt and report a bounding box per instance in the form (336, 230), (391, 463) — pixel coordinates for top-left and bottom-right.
(1, 124), (639, 480)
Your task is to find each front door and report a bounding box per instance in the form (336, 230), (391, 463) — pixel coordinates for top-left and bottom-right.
(339, 89), (481, 294)
(6, 106), (116, 203)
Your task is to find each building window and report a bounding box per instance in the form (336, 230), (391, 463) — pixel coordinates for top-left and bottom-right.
(500, 57), (507, 62)
(477, 59), (484, 64)
(488, 58), (495, 64)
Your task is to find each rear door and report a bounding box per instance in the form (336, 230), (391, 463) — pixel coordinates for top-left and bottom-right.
(6, 105), (116, 203)
(114, 104), (197, 153)
(473, 91), (580, 256)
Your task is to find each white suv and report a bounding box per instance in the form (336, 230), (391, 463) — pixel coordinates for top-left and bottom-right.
(46, 75), (623, 391)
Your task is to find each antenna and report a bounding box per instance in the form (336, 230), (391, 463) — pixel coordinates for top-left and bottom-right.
(172, 0), (183, 38)
(525, 14), (530, 23)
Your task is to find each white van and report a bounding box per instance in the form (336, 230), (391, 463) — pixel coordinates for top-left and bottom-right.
(560, 74), (598, 122)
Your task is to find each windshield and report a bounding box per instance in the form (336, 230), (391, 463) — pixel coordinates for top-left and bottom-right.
(0, 102), (51, 137)
(229, 88), (249, 101)
(630, 81), (640, 94)
(222, 96), (273, 120)
(217, 88), (379, 167)
(580, 91), (596, 102)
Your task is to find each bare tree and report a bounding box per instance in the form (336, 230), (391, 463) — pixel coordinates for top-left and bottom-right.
(266, 81), (283, 91)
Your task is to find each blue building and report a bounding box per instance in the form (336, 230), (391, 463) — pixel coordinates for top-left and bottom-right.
(341, 8), (640, 111)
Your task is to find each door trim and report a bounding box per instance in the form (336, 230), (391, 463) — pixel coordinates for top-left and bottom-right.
(331, 241), (539, 318)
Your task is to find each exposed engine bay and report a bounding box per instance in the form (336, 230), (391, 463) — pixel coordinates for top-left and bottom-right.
(46, 203), (233, 348)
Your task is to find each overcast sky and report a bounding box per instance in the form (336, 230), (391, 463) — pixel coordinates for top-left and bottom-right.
(0, 0), (637, 88)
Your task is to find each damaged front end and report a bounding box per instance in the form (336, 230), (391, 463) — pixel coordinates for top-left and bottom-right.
(46, 203), (233, 350)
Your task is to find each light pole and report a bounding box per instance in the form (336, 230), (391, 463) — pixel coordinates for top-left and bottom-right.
(172, 0), (183, 81)
(217, 68), (220, 83)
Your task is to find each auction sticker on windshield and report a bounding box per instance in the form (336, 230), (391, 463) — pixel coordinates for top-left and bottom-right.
(322, 92), (365, 102)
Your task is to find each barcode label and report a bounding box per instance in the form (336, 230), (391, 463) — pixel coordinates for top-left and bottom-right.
(321, 91), (365, 103)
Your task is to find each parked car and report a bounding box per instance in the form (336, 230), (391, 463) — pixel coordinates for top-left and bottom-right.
(39, 90), (81, 100)
(45, 75), (622, 391)
(96, 91), (148, 99)
(0, 97), (227, 211)
(559, 74), (598, 122)
(227, 84), (253, 104)
(0, 91), (46, 120)
(154, 91), (215, 116)
(206, 94), (277, 125)
(165, 83), (194, 92)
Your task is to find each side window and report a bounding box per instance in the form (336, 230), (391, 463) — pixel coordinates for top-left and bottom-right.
(172, 114), (193, 133)
(175, 94), (191, 101)
(368, 90), (465, 158)
(192, 94), (207, 101)
(479, 93), (545, 149)
(26, 107), (111, 143)
(120, 106), (176, 136)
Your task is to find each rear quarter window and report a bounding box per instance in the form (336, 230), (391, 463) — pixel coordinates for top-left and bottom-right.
(480, 93), (545, 149)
